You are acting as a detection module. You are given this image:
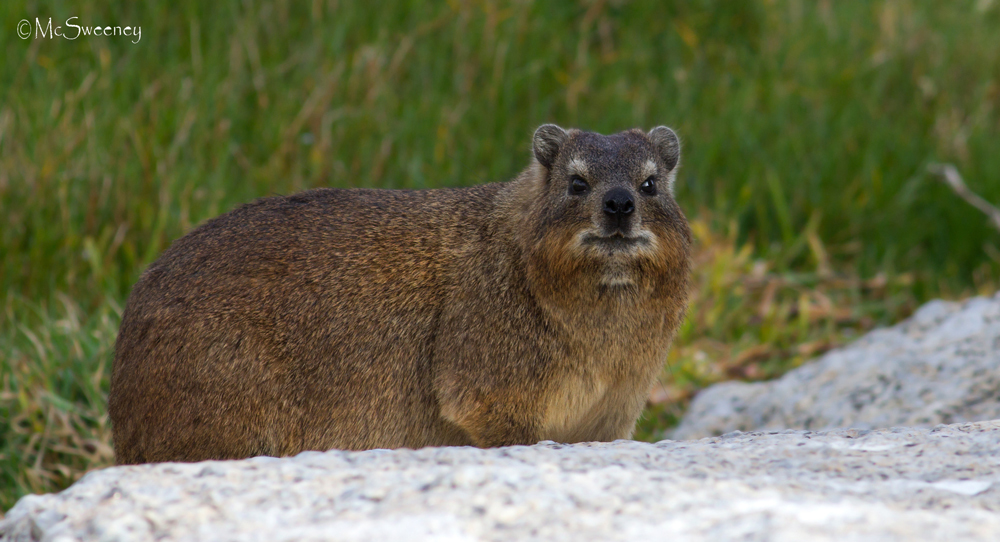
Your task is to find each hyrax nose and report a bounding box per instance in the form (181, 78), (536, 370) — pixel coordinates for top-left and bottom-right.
(603, 188), (635, 223)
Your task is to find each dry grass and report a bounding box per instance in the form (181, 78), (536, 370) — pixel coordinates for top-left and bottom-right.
(634, 214), (922, 439)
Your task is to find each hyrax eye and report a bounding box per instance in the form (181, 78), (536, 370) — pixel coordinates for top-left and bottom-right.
(570, 175), (590, 195)
(640, 176), (657, 196)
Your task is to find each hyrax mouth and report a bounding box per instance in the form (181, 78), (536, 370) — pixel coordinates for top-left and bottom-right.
(579, 231), (652, 254)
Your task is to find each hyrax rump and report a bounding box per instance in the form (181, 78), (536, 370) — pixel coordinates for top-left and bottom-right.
(109, 124), (692, 464)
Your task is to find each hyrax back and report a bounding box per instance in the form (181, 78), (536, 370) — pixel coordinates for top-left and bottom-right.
(109, 125), (692, 464)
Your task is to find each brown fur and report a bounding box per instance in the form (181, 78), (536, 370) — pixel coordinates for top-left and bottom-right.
(109, 125), (692, 464)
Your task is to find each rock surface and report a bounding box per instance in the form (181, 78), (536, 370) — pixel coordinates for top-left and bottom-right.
(4, 421), (1000, 541)
(673, 293), (1000, 440)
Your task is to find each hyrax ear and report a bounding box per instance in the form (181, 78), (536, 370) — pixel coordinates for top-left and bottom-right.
(648, 126), (681, 172)
(532, 124), (569, 169)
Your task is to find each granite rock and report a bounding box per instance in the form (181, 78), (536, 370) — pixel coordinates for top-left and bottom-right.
(672, 293), (1000, 440)
(3, 421), (1000, 541)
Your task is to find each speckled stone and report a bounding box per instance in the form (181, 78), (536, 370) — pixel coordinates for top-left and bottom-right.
(3, 421), (1000, 541)
(672, 293), (1000, 440)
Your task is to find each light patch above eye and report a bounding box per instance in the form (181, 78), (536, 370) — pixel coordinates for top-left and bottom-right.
(641, 159), (657, 179)
(568, 157), (590, 178)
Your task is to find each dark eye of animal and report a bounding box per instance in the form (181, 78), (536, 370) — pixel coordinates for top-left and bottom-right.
(640, 176), (657, 196)
(570, 175), (590, 195)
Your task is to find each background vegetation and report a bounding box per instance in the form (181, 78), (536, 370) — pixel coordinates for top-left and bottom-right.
(2, 0), (999, 509)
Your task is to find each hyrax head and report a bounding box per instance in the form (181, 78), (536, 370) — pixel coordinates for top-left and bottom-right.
(530, 124), (685, 273)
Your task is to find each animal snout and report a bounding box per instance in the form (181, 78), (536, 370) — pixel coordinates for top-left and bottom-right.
(603, 188), (635, 226)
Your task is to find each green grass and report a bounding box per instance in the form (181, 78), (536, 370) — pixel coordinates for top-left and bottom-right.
(1, 295), (116, 503)
(3, 0), (1000, 509)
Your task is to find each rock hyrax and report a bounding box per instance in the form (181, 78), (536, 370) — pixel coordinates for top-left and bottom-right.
(109, 124), (692, 464)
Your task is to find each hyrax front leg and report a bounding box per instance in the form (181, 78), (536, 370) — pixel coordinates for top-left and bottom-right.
(436, 383), (543, 447)
(433, 279), (556, 447)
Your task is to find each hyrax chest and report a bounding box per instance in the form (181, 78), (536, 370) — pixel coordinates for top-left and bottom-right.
(538, 338), (662, 443)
